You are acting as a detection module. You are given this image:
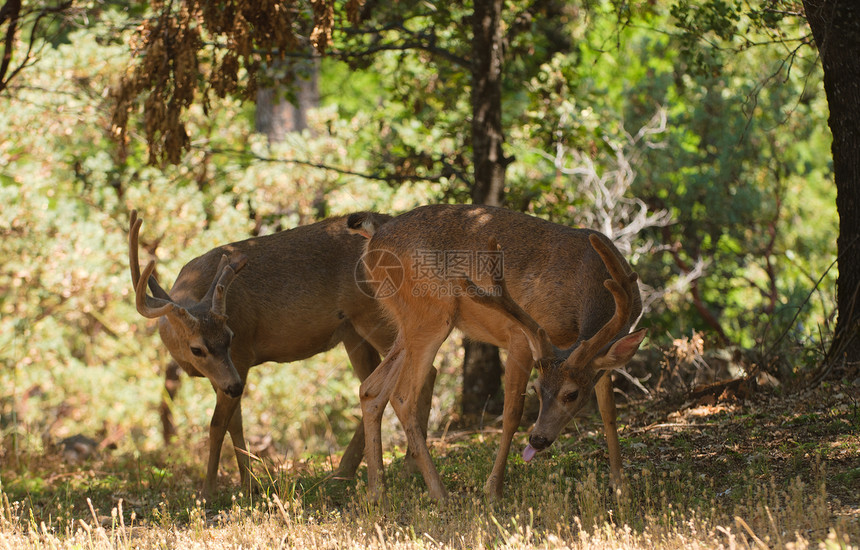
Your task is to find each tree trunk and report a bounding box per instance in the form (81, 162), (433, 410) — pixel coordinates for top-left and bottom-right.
(470, 0), (506, 208)
(803, 0), (860, 371)
(255, 57), (320, 143)
(462, 0), (507, 420)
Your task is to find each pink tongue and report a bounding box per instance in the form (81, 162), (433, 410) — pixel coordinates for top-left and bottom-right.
(522, 444), (538, 463)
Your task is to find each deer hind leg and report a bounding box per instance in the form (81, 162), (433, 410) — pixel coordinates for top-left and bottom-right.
(386, 322), (451, 501)
(403, 365), (437, 476)
(336, 328), (382, 479)
(484, 334), (535, 499)
(339, 326), (436, 479)
(204, 387), (242, 498)
(594, 372), (622, 487)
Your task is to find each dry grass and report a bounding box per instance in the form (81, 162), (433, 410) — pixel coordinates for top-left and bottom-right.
(2, 410), (858, 549)
(2, 347), (858, 549)
(1, 471), (855, 550)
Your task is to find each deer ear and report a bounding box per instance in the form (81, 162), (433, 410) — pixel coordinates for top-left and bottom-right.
(166, 306), (199, 332)
(347, 212), (384, 238)
(230, 253), (248, 274)
(594, 328), (646, 370)
(520, 328), (541, 361)
(521, 327), (553, 362)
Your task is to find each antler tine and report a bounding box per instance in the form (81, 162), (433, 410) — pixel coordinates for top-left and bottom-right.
(129, 210), (177, 318)
(129, 210), (143, 289)
(135, 259), (176, 318)
(461, 238), (554, 357)
(210, 254), (248, 316)
(202, 254), (231, 306)
(574, 234), (637, 362)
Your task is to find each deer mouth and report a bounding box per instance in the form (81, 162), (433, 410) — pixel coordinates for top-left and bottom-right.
(522, 434), (554, 463)
(522, 444), (539, 462)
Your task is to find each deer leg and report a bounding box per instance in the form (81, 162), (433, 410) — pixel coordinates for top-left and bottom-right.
(160, 360), (182, 444)
(594, 372), (622, 487)
(226, 400), (257, 494)
(403, 365), (437, 476)
(204, 388), (242, 498)
(484, 337), (534, 499)
(337, 330), (381, 479)
(360, 339), (407, 502)
(387, 329), (449, 502)
(341, 327), (438, 478)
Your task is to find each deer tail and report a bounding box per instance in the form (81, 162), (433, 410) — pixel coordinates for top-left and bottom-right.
(347, 212), (390, 239)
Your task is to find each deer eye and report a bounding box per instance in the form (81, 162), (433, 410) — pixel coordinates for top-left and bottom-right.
(190, 346), (206, 358)
(562, 390), (580, 403)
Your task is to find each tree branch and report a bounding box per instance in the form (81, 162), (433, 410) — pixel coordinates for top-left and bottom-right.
(0, 0), (22, 93)
(335, 20), (469, 67)
(197, 145), (467, 186)
(0, 0), (73, 95)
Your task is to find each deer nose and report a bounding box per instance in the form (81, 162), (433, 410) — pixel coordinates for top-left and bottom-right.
(224, 381), (244, 398)
(529, 434), (553, 451)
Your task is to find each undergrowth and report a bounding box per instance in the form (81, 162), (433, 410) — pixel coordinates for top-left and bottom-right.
(2, 388), (858, 550)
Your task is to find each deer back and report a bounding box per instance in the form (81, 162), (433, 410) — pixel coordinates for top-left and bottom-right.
(366, 204), (641, 349)
(165, 214), (394, 372)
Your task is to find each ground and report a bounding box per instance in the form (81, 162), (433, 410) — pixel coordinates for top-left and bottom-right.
(1, 372), (858, 548)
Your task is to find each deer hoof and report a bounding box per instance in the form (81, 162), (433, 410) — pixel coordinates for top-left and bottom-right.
(483, 477), (503, 500)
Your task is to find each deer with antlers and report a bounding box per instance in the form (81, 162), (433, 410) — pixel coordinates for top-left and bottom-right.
(349, 204), (646, 501)
(129, 210), (416, 497)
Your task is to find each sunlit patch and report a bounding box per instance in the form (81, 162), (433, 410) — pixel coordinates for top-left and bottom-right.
(684, 403), (738, 417)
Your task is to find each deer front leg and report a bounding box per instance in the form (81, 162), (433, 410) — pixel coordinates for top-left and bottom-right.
(360, 342), (406, 502)
(484, 338), (534, 499)
(204, 388), (242, 498)
(226, 399), (256, 493)
(594, 372), (622, 487)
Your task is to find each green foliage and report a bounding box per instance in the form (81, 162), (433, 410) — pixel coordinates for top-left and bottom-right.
(0, 0), (841, 492)
(508, 0), (835, 356)
(0, 9), (434, 465)
(323, 0), (836, 362)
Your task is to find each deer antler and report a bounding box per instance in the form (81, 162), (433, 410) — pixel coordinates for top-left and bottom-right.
(129, 210), (178, 319)
(569, 234), (639, 363)
(461, 238), (555, 359)
(135, 259), (176, 318)
(207, 254), (248, 316)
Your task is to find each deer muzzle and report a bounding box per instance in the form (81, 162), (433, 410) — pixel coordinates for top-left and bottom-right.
(224, 381), (244, 398)
(528, 434), (553, 450)
(522, 434), (554, 463)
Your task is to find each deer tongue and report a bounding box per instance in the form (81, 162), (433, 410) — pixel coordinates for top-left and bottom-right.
(522, 444), (538, 463)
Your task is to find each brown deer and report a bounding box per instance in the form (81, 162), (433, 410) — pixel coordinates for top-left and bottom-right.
(129, 210), (408, 497)
(349, 204), (646, 501)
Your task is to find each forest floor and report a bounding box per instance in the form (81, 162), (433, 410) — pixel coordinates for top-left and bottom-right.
(1, 373), (858, 549)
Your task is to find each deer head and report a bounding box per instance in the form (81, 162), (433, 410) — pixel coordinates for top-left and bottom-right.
(467, 235), (646, 462)
(129, 210), (248, 398)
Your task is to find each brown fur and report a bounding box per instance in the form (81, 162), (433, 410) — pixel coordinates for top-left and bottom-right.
(355, 204), (646, 501)
(130, 211), (397, 497)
